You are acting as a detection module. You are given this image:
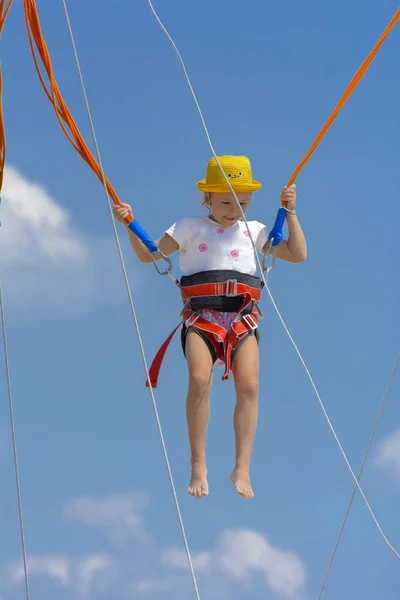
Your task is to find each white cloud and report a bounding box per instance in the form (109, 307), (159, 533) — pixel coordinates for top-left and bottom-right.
(4, 492), (307, 600)
(134, 578), (155, 594)
(0, 165), (92, 309)
(375, 429), (400, 476)
(162, 547), (211, 572)
(0, 165), (136, 310)
(161, 529), (306, 598)
(8, 555), (69, 586)
(78, 554), (112, 596)
(1, 165), (87, 266)
(64, 492), (149, 545)
(218, 529), (305, 597)
(132, 576), (177, 596)
(6, 553), (111, 597)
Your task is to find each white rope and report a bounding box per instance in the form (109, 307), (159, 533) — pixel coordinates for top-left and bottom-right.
(1, 15), (31, 599)
(0, 280), (31, 600)
(317, 351), (400, 599)
(147, 0), (400, 560)
(60, 3), (201, 598)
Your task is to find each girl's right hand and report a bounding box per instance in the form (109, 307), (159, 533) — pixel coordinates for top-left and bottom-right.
(113, 202), (133, 224)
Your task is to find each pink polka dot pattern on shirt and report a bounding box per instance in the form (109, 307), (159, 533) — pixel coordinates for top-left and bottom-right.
(198, 243), (208, 253)
(243, 230), (250, 238)
(217, 227), (225, 234)
(230, 249), (239, 258)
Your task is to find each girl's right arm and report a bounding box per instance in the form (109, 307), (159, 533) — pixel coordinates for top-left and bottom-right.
(113, 203), (179, 263)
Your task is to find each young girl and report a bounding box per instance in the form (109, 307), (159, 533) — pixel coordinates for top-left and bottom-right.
(113, 156), (307, 499)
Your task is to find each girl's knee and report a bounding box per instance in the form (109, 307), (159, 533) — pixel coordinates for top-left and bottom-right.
(189, 370), (212, 394)
(235, 377), (259, 400)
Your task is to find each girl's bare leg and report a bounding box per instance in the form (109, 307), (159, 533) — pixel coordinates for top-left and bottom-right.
(185, 329), (213, 498)
(230, 334), (259, 498)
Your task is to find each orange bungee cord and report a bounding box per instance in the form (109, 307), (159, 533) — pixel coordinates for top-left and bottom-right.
(287, 8), (400, 187)
(0, 0), (13, 192)
(23, 0), (120, 206)
(21, 0), (171, 270)
(266, 8), (400, 247)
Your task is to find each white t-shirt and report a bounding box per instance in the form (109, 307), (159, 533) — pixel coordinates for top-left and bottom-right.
(165, 216), (269, 276)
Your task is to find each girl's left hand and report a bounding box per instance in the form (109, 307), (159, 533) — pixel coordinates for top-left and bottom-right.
(280, 184), (296, 211)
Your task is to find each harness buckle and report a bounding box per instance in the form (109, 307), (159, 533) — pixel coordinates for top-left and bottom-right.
(179, 298), (191, 317)
(185, 312), (200, 328)
(242, 314), (258, 330)
(226, 279), (238, 297)
(262, 242), (277, 273)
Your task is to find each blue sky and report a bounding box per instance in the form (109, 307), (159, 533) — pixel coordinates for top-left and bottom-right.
(1, 1), (400, 598)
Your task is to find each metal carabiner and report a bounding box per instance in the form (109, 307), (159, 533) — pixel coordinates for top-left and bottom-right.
(150, 250), (173, 276)
(262, 240), (277, 273)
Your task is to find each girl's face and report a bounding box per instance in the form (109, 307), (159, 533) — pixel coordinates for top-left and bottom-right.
(205, 192), (252, 228)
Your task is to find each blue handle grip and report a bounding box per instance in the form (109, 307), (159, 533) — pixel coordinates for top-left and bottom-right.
(267, 207), (287, 246)
(128, 220), (158, 253)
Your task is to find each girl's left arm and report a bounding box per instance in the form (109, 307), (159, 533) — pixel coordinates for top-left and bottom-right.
(263, 185), (307, 263)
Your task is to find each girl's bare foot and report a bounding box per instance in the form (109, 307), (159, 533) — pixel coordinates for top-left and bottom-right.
(230, 468), (254, 499)
(188, 462), (209, 498)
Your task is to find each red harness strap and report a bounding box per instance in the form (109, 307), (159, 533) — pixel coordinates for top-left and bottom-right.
(180, 280), (261, 304)
(146, 280), (261, 388)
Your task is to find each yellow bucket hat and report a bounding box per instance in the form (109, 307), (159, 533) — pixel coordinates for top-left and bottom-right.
(196, 155), (262, 193)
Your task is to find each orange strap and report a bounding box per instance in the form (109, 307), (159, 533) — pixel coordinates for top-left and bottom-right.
(0, 0), (13, 192)
(287, 8), (400, 186)
(22, 1), (133, 223)
(0, 0), (12, 29)
(181, 281), (262, 303)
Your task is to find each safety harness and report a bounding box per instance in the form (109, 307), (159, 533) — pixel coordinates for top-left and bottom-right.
(146, 270), (263, 388)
